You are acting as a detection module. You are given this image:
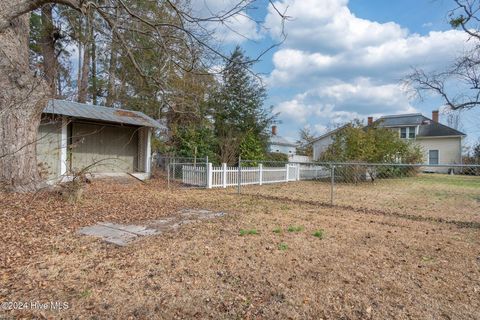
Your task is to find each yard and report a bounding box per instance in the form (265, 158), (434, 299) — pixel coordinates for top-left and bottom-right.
(1, 175), (479, 319)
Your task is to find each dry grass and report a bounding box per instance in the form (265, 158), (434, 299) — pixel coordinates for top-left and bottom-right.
(1, 176), (479, 319)
(241, 174), (480, 224)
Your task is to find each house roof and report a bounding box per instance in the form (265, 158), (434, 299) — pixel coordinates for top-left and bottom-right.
(269, 134), (297, 147)
(310, 124), (349, 144)
(417, 121), (466, 137)
(44, 99), (166, 129)
(375, 113), (426, 126)
(375, 113), (466, 137)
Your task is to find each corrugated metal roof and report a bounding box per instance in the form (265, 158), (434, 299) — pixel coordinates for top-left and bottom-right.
(44, 100), (166, 129)
(269, 134), (297, 147)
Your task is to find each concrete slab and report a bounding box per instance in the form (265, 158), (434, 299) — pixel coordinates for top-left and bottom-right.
(78, 209), (226, 246)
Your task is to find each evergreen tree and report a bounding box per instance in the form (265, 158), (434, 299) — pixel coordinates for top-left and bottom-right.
(212, 46), (276, 164)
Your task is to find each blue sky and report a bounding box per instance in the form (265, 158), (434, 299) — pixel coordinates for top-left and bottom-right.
(209, 0), (479, 150)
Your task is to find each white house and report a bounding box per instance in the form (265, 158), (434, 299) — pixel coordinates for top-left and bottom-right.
(311, 124), (349, 160)
(268, 126), (297, 155)
(311, 111), (466, 171)
(374, 111), (465, 170)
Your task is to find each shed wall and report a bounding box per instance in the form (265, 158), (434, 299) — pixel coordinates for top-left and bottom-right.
(71, 122), (139, 173)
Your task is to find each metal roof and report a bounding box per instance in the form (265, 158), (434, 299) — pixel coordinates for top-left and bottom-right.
(44, 100), (166, 129)
(269, 134), (297, 147)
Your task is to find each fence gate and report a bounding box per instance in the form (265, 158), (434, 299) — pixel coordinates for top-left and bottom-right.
(287, 164), (298, 181)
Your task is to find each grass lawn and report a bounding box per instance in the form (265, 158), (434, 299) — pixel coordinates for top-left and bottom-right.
(1, 176), (479, 319)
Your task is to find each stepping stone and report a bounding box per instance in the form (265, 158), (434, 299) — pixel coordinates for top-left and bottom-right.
(78, 209), (226, 246)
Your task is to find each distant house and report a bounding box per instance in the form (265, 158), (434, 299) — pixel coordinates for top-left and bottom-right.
(268, 125), (297, 155)
(373, 111), (465, 170)
(311, 111), (466, 171)
(310, 124), (349, 160)
(36, 100), (165, 182)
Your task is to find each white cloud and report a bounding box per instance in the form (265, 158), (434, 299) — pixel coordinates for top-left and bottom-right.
(274, 78), (417, 135)
(264, 0), (471, 137)
(266, 0), (407, 53)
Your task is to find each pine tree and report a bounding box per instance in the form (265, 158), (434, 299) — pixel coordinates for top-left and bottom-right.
(213, 46), (275, 164)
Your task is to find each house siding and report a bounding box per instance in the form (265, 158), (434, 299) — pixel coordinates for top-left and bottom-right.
(269, 144), (296, 155)
(415, 137), (462, 172)
(312, 135), (333, 160)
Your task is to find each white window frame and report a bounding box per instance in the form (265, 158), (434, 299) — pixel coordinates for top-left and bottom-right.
(428, 149), (439, 165)
(399, 126), (417, 139)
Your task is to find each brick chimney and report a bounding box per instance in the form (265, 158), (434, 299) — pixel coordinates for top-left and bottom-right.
(367, 117), (373, 126)
(272, 125), (277, 136)
(432, 110), (439, 123)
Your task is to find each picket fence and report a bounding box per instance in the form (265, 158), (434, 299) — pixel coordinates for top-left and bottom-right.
(181, 163), (330, 188)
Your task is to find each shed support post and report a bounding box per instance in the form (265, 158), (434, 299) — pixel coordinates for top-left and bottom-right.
(60, 117), (68, 177)
(145, 128), (152, 177)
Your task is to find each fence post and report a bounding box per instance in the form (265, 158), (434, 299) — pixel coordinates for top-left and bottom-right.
(285, 163), (289, 182)
(207, 162), (212, 189)
(167, 163), (170, 189)
(330, 165), (335, 206)
(222, 163), (227, 188)
(259, 163), (263, 185)
(296, 163), (300, 181)
(237, 156), (241, 194)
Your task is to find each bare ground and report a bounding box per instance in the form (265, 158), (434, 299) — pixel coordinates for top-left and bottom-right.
(1, 177), (479, 319)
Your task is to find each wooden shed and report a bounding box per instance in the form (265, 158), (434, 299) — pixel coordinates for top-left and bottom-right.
(36, 100), (165, 182)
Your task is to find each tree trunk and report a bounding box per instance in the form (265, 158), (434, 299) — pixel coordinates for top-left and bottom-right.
(0, 5), (49, 191)
(77, 12), (91, 103)
(106, 36), (117, 107)
(105, 6), (119, 107)
(91, 32), (97, 105)
(40, 4), (57, 94)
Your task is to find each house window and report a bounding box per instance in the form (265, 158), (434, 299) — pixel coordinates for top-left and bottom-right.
(400, 127), (416, 139)
(408, 126), (416, 139)
(429, 150), (439, 165)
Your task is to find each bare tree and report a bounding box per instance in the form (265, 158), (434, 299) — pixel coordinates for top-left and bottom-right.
(405, 0), (480, 111)
(0, 0), (287, 191)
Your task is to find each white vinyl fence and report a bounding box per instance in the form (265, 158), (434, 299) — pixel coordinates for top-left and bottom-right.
(181, 163), (330, 188)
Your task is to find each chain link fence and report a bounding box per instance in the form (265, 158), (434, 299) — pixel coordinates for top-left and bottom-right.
(161, 158), (480, 223)
(237, 161), (480, 224)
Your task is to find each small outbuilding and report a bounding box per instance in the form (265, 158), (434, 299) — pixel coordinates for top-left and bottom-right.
(36, 100), (165, 182)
